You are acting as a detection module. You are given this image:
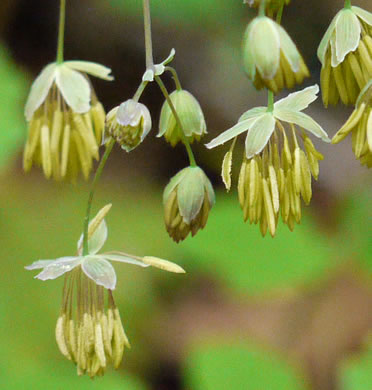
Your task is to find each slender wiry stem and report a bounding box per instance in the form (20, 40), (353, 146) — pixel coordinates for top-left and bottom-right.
(82, 139), (115, 256)
(258, 0), (267, 16)
(155, 76), (197, 167)
(133, 81), (149, 102)
(344, 0), (352, 9)
(165, 66), (182, 91)
(143, 0), (154, 68)
(56, 0), (66, 63)
(267, 90), (274, 112)
(276, 3), (284, 24)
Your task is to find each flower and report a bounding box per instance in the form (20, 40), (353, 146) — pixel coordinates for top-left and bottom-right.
(317, 5), (372, 106)
(332, 79), (372, 168)
(206, 85), (330, 236)
(158, 90), (207, 147)
(163, 166), (215, 242)
(26, 204), (185, 377)
(23, 61), (113, 181)
(105, 100), (152, 152)
(243, 16), (309, 94)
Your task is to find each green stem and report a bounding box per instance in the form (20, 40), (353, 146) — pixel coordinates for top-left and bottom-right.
(56, 0), (66, 64)
(267, 90), (274, 112)
(258, 0), (267, 17)
(344, 0), (352, 9)
(133, 81), (149, 102)
(143, 0), (154, 68)
(276, 2), (284, 24)
(155, 75), (197, 167)
(165, 66), (182, 91)
(82, 139), (115, 256)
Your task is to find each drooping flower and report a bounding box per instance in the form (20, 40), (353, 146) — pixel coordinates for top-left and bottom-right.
(105, 99), (152, 152)
(158, 90), (207, 147)
(332, 79), (372, 168)
(206, 85), (330, 236)
(23, 61), (113, 181)
(318, 5), (372, 106)
(26, 204), (185, 377)
(163, 166), (215, 243)
(243, 16), (309, 94)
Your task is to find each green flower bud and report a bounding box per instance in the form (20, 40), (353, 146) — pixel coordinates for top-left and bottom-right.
(106, 99), (152, 152)
(243, 16), (309, 94)
(158, 90), (207, 147)
(163, 166), (215, 242)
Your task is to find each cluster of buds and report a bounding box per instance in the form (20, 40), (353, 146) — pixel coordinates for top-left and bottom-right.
(105, 99), (152, 152)
(318, 5), (372, 107)
(243, 16), (309, 94)
(163, 166), (215, 242)
(158, 89), (207, 147)
(207, 86), (329, 236)
(26, 205), (185, 377)
(332, 80), (372, 167)
(23, 61), (112, 181)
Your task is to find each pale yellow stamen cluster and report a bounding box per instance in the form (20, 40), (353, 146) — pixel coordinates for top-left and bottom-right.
(254, 52), (309, 95)
(332, 102), (372, 167)
(238, 123), (323, 236)
(321, 31), (372, 106)
(164, 189), (211, 243)
(23, 85), (105, 181)
(56, 270), (129, 378)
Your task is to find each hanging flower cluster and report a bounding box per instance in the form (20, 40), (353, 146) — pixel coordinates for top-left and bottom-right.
(23, 61), (112, 181)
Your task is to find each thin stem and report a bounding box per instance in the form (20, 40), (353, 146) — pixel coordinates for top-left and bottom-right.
(344, 0), (352, 9)
(143, 0), (154, 68)
(56, 0), (66, 63)
(165, 66), (182, 91)
(276, 3), (284, 24)
(133, 81), (149, 102)
(267, 90), (274, 112)
(155, 75), (197, 167)
(258, 0), (267, 17)
(82, 139), (115, 256)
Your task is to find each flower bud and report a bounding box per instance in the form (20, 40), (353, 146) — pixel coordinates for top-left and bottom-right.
(158, 90), (207, 147)
(106, 99), (152, 152)
(163, 166), (215, 242)
(243, 16), (309, 94)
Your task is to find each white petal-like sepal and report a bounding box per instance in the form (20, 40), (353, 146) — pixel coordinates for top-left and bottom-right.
(65, 61), (114, 81)
(34, 257), (81, 280)
(82, 256), (117, 290)
(25, 259), (59, 270)
(352, 6), (372, 26)
(24, 63), (57, 121)
(55, 64), (91, 113)
(274, 85), (320, 112)
(245, 113), (276, 158)
(78, 219), (108, 255)
(103, 254), (150, 267)
(142, 256), (186, 273)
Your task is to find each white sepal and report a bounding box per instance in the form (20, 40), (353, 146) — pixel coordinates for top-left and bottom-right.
(82, 255), (117, 290)
(245, 113), (276, 158)
(35, 256), (81, 281)
(65, 61), (114, 81)
(77, 219), (108, 255)
(274, 85), (319, 112)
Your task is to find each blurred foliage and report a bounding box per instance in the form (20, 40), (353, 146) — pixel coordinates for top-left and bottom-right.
(339, 338), (372, 390)
(175, 193), (336, 296)
(185, 342), (308, 390)
(0, 42), (27, 169)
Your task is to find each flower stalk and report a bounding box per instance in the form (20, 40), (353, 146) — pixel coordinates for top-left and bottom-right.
(82, 139), (115, 256)
(57, 0), (66, 63)
(143, 0), (154, 68)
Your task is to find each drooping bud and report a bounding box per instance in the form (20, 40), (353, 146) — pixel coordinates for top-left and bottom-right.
(243, 16), (309, 94)
(106, 99), (152, 152)
(158, 90), (207, 147)
(163, 166), (215, 242)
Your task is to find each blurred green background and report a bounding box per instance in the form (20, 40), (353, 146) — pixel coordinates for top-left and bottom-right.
(0, 0), (371, 389)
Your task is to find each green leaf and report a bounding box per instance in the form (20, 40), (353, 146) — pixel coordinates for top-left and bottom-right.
(185, 342), (308, 390)
(0, 44), (28, 169)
